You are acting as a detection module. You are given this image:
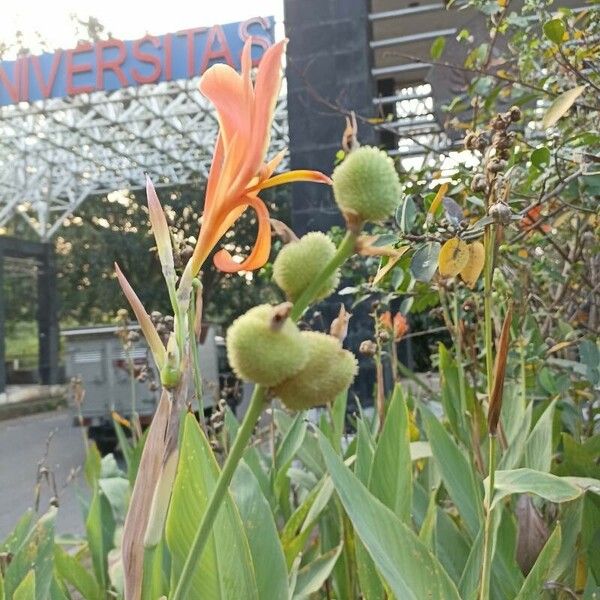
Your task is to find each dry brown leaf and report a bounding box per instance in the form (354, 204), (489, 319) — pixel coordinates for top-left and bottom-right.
(516, 495), (550, 575)
(122, 390), (171, 600)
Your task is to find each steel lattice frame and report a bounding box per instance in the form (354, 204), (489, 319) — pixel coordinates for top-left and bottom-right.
(0, 79), (289, 240)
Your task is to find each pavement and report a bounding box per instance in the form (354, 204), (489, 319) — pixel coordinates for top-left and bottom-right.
(0, 407), (87, 540)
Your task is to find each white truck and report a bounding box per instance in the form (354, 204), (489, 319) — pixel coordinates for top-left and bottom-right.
(63, 324), (229, 451)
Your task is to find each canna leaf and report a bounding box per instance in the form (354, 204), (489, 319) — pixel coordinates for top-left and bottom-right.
(318, 429), (462, 600)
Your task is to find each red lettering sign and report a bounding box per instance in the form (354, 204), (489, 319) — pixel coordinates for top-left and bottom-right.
(0, 61), (19, 103)
(239, 17), (272, 65)
(66, 44), (94, 95)
(96, 40), (127, 89)
(200, 25), (234, 73)
(31, 51), (63, 98)
(131, 37), (162, 84)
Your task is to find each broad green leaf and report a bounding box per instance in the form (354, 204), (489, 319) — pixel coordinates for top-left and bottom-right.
(84, 443), (102, 488)
(411, 242), (441, 282)
(48, 577), (70, 600)
(438, 344), (465, 443)
(430, 36), (446, 59)
(419, 490), (437, 547)
(165, 414), (258, 599)
(354, 420), (385, 600)
(397, 194), (418, 233)
(13, 570), (35, 600)
(531, 146), (551, 169)
(543, 18), (565, 44)
(231, 461), (288, 600)
(85, 485), (115, 588)
(500, 401), (532, 470)
(524, 399), (556, 473)
(369, 384), (412, 522)
(413, 482), (470, 584)
(420, 406), (483, 537)
(281, 476), (334, 568)
(489, 469), (584, 509)
(354, 418), (375, 485)
(542, 86), (586, 129)
(141, 543), (168, 600)
(4, 508), (56, 600)
(274, 410), (324, 477)
(292, 545), (342, 599)
(514, 525), (561, 599)
(1, 510), (34, 554)
(317, 430), (461, 600)
(275, 413), (307, 472)
(112, 418), (133, 477)
(54, 546), (103, 600)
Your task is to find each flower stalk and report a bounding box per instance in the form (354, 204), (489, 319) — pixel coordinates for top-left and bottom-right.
(171, 230), (359, 600)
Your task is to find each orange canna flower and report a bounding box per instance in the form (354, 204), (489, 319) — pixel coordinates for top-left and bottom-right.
(182, 39), (331, 282)
(379, 311), (409, 341)
(393, 312), (409, 341)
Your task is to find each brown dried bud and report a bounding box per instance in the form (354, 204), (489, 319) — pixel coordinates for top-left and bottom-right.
(464, 132), (479, 150)
(150, 311), (162, 323)
(359, 340), (377, 356)
(163, 315), (175, 331)
(509, 106), (522, 122)
(491, 114), (508, 131)
(470, 174), (488, 193)
(378, 329), (390, 343)
(486, 159), (507, 174)
(127, 330), (140, 343)
(488, 201), (513, 225)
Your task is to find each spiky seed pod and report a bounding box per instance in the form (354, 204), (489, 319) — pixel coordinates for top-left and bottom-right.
(273, 232), (340, 302)
(332, 146), (402, 222)
(273, 331), (358, 411)
(226, 303), (308, 386)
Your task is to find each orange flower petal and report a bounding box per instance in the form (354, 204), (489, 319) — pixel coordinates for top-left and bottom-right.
(254, 169), (332, 191)
(246, 40), (287, 179)
(199, 61), (250, 154)
(213, 196), (271, 273)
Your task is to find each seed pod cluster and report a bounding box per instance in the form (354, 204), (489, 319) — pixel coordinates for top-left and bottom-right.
(332, 146), (402, 223)
(226, 303), (308, 387)
(273, 232), (340, 302)
(273, 331), (358, 411)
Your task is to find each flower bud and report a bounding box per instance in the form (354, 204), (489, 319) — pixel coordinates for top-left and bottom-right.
(332, 146), (401, 222)
(273, 331), (358, 410)
(359, 340), (377, 356)
(226, 303), (308, 386)
(273, 232), (340, 302)
(488, 201), (513, 225)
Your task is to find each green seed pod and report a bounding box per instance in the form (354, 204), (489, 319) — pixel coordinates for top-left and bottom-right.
(332, 146), (402, 222)
(226, 303), (308, 386)
(273, 331), (358, 411)
(273, 232), (340, 302)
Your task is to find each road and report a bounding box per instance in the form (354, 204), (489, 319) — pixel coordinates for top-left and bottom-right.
(0, 408), (88, 539)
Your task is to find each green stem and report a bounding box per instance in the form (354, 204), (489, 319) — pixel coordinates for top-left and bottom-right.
(479, 434), (497, 600)
(479, 222), (497, 600)
(290, 230), (357, 322)
(188, 285), (204, 425)
(453, 293), (469, 438)
(171, 230), (359, 599)
(171, 384), (267, 600)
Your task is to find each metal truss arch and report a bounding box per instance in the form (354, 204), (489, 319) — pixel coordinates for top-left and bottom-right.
(0, 79), (289, 239)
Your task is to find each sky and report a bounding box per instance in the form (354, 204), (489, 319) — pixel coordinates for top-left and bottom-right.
(0, 0), (284, 53)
